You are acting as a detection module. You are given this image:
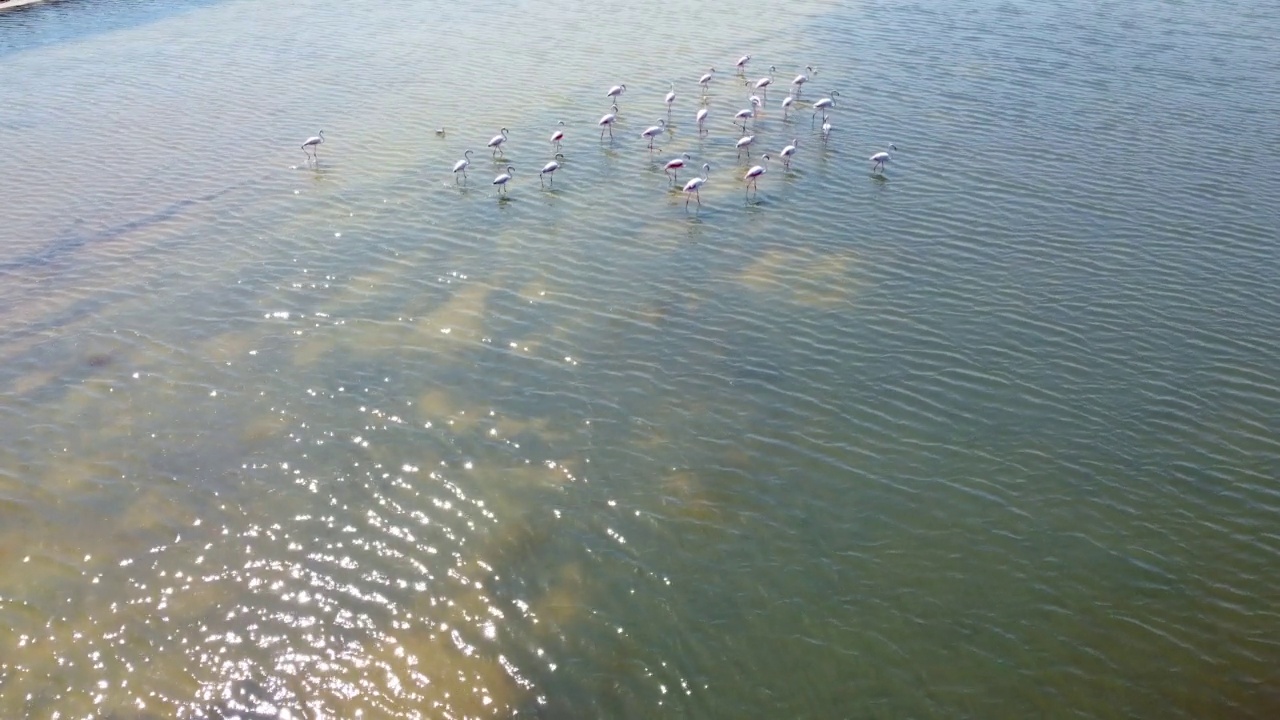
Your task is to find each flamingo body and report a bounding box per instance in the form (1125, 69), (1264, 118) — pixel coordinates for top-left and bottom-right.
(493, 165), (514, 194)
(598, 104), (620, 139)
(640, 119), (666, 149)
(664, 153), (692, 183)
(780, 139), (798, 168)
(683, 163), (711, 209)
(301, 130), (324, 162)
(699, 68), (715, 93)
(488, 128), (509, 156)
(744, 154), (771, 197)
(870, 144), (898, 173)
(540, 154), (565, 186)
(452, 149), (473, 180)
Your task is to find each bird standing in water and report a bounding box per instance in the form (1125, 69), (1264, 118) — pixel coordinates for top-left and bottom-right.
(493, 165), (514, 194)
(683, 163), (711, 209)
(301, 130), (324, 163)
(870, 144), (898, 173)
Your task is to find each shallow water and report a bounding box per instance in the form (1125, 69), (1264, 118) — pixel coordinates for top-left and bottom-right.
(2, 0), (1279, 717)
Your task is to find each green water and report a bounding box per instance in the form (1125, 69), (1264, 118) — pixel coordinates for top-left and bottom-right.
(1, 0), (1278, 717)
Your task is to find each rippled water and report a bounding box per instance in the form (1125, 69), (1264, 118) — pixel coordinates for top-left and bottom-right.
(2, 0), (1279, 717)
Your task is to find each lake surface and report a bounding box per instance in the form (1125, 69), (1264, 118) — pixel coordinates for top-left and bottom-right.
(2, 0), (1279, 717)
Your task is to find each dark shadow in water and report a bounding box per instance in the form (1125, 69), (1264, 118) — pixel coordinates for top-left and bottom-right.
(0, 172), (270, 278)
(0, 0), (229, 57)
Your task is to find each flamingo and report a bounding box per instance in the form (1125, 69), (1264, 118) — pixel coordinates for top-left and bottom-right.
(781, 93), (795, 118)
(780, 139), (798, 169)
(683, 163), (710, 209)
(664, 153), (692, 183)
(736, 134), (755, 158)
(665, 83), (677, 112)
(870, 144), (898, 173)
(821, 120), (833, 142)
(699, 68), (715, 95)
(812, 91), (840, 126)
(598, 104), (620, 139)
(750, 66), (776, 99)
(493, 165), (514, 195)
(540, 154), (564, 187)
(301, 130), (324, 163)
(607, 83), (627, 104)
(640, 118), (666, 150)
(452, 150), (473, 181)
(550, 121), (566, 150)
(791, 65), (814, 96)
(488, 128), (509, 157)
(735, 55), (751, 74)
(734, 97), (762, 131)
(743, 154), (770, 197)
(695, 106), (709, 133)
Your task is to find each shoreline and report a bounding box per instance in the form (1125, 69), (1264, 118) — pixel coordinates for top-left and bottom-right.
(0, 0), (48, 11)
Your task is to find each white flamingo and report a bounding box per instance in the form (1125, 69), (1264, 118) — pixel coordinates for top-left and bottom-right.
(699, 68), (715, 95)
(870, 144), (898, 173)
(493, 165), (514, 195)
(743, 154), (770, 197)
(821, 120), (833, 141)
(664, 152), (692, 183)
(812, 91), (840, 126)
(780, 138), (798, 169)
(781, 93), (795, 118)
(540, 154), (564, 187)
(487, 128), (509, 157)
(683, 163), (710, 209)
(640, 118), (666, 150)
(606, 83), (627, 104)
(750, 66), (776, 99)
(734, 96), (762, 132)
(695, 106), (709, 133)
(598, 104), (620, 139)
(735, 55), (751, 74)
(736, 134), (755, 158)
(791, 65), (815, 96)
(665, 83), (677, 112)
(452, 149), (473, 181)
(550, 121), (566, 150)
(301, 130), (324, 163)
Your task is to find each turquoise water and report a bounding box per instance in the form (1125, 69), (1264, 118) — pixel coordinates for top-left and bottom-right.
(1, 0), (1279, 717)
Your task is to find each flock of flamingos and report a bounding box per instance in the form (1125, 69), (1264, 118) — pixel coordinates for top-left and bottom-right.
(300, 54), (898, 210)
